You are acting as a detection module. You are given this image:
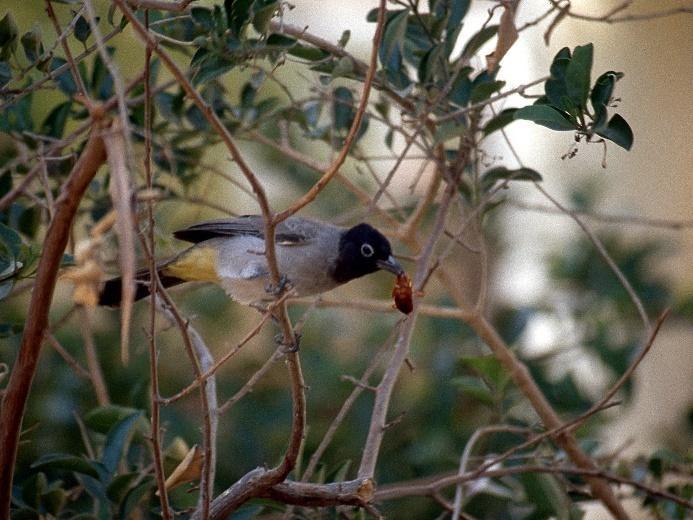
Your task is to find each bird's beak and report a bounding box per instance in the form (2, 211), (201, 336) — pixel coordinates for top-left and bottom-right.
(377, 255), (404, 276)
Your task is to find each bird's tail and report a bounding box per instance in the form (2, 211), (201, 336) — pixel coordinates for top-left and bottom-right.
(98, 267), (185, 307)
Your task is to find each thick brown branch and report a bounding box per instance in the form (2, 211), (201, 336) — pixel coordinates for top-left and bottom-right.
(262, 478), (374, 507)
(0, 123), (107, 517)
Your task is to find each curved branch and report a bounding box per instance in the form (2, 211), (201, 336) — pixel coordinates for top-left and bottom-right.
(0, 122), (107, 517)
(273, 0), (386, 224)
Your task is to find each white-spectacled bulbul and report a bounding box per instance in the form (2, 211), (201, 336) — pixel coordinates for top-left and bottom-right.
(98, 215), (403, 307)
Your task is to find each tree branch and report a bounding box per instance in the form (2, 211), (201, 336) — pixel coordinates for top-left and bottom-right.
(272, 0), (386, 224)
(0, 121), (107, 517)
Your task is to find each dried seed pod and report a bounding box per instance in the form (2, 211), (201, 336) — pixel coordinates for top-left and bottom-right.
(392, 272), (413, 314)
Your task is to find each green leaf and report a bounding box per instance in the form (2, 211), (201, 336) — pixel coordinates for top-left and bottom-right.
(550, 47), (571, 77)
(20, 25), (43, 64)
(0, 279), (13, 300)
(451, 376), (494, 406)
(50, 57), (77, 95)
(482, 108), (517, 136)
(101, 412), (143, 479)
(41, 101), (72, 138)
(18, 209), (40, 239)
(251, 0), (279, 34)
(544, 47), (571, 109)
(590, 70), (622, 111)
(0, 60), (9, 88)
(31, 454), (101, 479)
(228, 0), (253, 37)
(332, 86), (354, 131)
(448, 67), (473, 106)
(288, 43), (329, 61)
(648, 449), (684, 480)
(84, 405), (142, 434)
(0, 91), (33, 133)
(191, 7), (214, 31)
(460, 24), (497, 61)
(91, 47), (115, 99)
(331, 56), (353, 78)
(0, 13), (18, 59)
(445, 0), (471, 55)
(265, 33), (296, 48)
(514, 105), (575, 131)
(21, 472), (47, 510)
(481, 166), (542, 191)
(191, 54), (233, 86)
(338, 29), (351, 48)
(519, 473), (573, 519)
(0, 171), (10, 197)
(119, 477), (154, 520)
(379, 9), (409, 71)
(470, 79), (505, 104)
(461, 355), (508, 389)
(106, 473), (139, 504)
(0, 222), (22, 258)
(40, 484), (67, 516)
(433, 120), (466, 144)
(74, 15), (92, 44)
(595, 113), (633, 150)
(565, 43), (593, 109)
(418, 43), (444, 84)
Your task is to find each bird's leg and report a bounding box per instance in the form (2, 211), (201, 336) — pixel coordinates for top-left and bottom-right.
(253, 302), (300, 352)
(264, 274), (292, 297)
(274, 331), (302, 353)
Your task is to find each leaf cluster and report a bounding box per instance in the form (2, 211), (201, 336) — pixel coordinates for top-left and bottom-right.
(515, 44), (634, 151)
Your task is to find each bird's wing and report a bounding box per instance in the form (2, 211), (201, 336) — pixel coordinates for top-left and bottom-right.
(172, 215), (325, 245)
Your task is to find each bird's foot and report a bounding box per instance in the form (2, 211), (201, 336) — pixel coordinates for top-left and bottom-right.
(274, 332), (302, 353)
(265, 274), (292, 297)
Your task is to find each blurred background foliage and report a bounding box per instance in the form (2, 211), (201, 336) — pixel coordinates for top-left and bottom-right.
(0, 0), (692, 518)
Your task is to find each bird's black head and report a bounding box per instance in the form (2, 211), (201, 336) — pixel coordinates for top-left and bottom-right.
(332, 223), (403, 283)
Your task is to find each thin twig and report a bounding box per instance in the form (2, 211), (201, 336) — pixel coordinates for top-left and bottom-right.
(78, 307), (110, 406)
(436, 77), (548, 123)
(358, 182), (458, 479)
(376, 463), (693, 509)
(548, 0), (693, 24)
(451, 426), (529, 517)
(160, 294), (288, 404)
(218, 348), (283, 415)
(44, 1), (89, 100)
(508, 200), (693, 230)
(84, 0), (138, 364)
(0, 25), (124, 112)
(142, 13), (173, 515)
(44, 333), (90, 380)
(568, 309), (671, 433)
(155, 297), (214, 518)
(534, 182), (651, 331)
(273, 0), (386, 224)
(301, 333), (396, 482)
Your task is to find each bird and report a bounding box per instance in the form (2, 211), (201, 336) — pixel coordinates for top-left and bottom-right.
(98, 215), (404, 308)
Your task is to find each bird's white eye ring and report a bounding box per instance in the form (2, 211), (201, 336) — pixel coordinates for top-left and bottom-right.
(361, 243), (374, 257)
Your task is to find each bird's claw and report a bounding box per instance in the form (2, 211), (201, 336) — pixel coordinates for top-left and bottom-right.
(274, 332), (302, 353)
(265, 274), (291, 297)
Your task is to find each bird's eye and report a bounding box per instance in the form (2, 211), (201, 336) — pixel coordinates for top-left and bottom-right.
(361, 243), (374, 257)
